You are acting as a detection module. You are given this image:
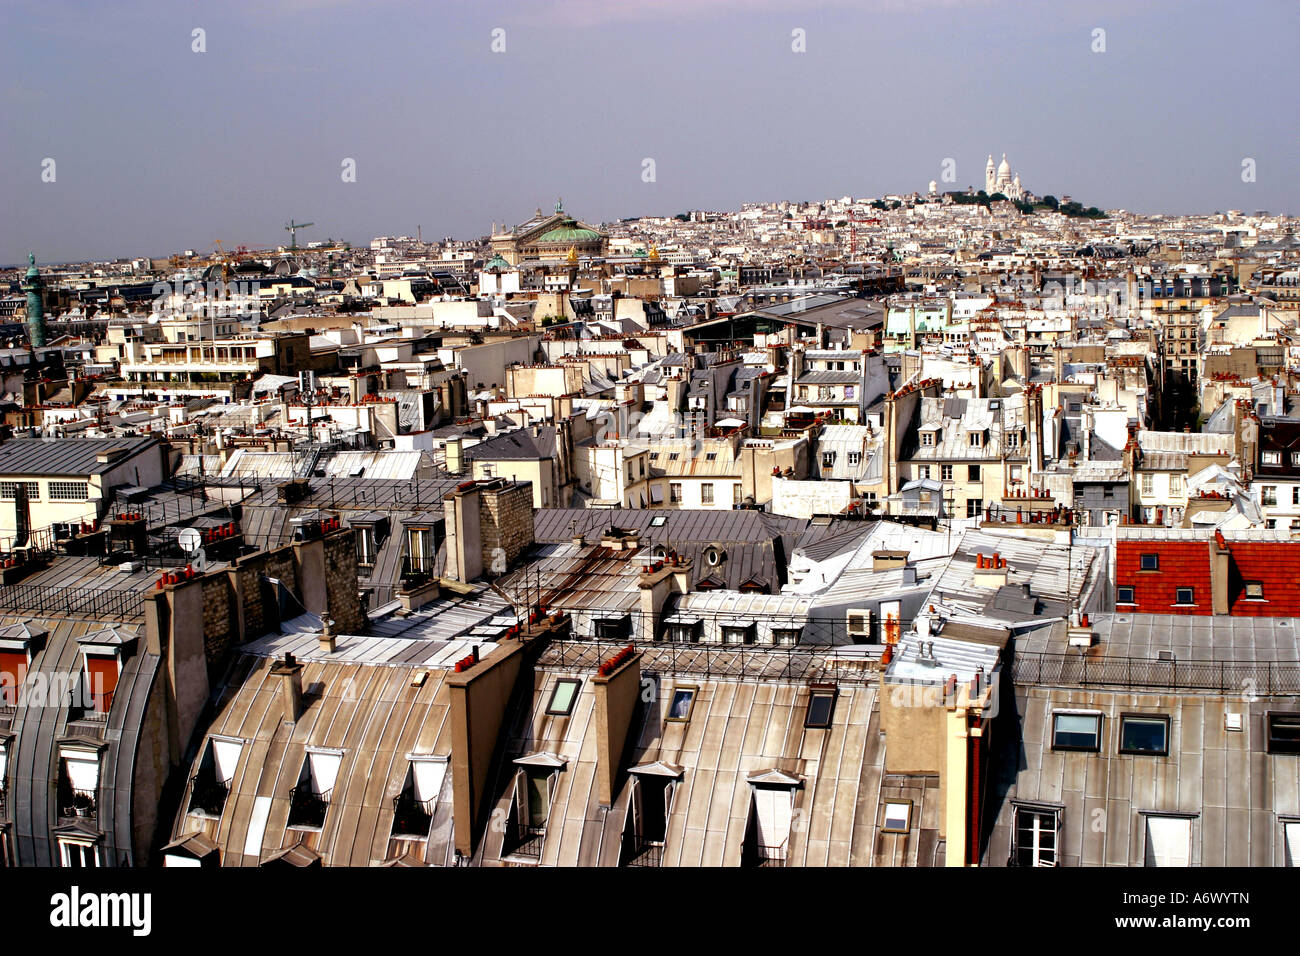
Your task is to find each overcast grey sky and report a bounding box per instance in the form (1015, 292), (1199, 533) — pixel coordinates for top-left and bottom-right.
(2, 0), (1296, 264)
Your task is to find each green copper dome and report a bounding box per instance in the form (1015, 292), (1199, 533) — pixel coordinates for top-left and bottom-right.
(536, 222), (601, 244)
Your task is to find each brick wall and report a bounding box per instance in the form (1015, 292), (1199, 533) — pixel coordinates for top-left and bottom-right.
(480, 482), (535, 573)
(322, 529), (366, 633)
(233, 549), (298, 638)
(1115, 540), (1213, 615)
(201, 575), (234, 667)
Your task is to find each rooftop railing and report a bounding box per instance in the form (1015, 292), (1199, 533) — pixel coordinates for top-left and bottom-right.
(538, 639), (880, 684)
(1011, 651), (1300, 696)
(0, 581), (144, 621)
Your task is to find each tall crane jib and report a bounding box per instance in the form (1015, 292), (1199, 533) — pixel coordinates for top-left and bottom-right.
(284, 220), (315, 251)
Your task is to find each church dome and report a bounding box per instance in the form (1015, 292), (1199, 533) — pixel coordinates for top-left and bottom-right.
(997, 154), (1012, 182)
(537, 220), (601, 244)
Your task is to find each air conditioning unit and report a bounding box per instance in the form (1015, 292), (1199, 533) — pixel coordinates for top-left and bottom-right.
(117, 561), (143, 573)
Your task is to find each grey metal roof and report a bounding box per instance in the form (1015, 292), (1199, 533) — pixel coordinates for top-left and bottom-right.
(0, 436), (158, 477)
(4, 615), (158, 866)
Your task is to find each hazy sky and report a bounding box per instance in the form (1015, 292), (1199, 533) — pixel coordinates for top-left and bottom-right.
(3, 0), (1296, 264)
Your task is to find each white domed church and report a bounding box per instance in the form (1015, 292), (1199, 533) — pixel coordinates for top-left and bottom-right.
(985, 154), (1026, 201)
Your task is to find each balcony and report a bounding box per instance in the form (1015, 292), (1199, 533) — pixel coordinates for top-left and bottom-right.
(624, 842), (664, 868)
(188, 775), (230, 818)
(0, 783), (6, 817)
(399, 556), (436, 589)
(509, 824), (546, 859)
(57, 787), (98, 827)
(286, 785), (331, 830)
(753, 842), (788, 867)
(390, 792), (435, 838)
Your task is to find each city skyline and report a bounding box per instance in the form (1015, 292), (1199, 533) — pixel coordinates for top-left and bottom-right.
(3, 0), (1297, 263)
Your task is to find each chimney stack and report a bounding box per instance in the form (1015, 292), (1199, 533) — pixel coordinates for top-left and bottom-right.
(271, 653), (304, 722)
(318, 617), (336, 654)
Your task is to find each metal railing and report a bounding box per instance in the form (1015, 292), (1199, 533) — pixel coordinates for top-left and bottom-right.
(0, 784), (6, 817)
(391, 793), (435, 838)
(188, 776), (230, 817)
(400, 556), (437, 587)
(624, 843), (664, 868)
(510, 825), (545, 859)
(1012, 651), (1300, 696)
(752, 841), (788, 867)
(286, 786), (331, 829)
(56, 788), (97, 827)
(538, 640), (880, 685)
(0, 582), (144, 621)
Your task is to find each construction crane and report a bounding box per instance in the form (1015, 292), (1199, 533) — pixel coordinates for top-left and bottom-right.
(284, 220), (315, 251)
(847, 212), (882, 256)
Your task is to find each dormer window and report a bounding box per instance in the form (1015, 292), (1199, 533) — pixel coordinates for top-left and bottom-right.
(351, 515), (389, 567)
(621, 764), (682, 867)
(745, 769), (803, 866)
(391, 755), (448, 839)
(968, 430), (984, 448)
(57, 746), (101, 826)
(921, 431), (935, 446)
(77, 627), (135, 718)
(405, 525), (434, 575)
(287, 749), (342, 830)
(189, 737), (242, 818)
(506, 754), (565, 860)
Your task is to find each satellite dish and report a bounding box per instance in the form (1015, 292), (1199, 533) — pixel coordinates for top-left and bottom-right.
(178, 528), (203, 554)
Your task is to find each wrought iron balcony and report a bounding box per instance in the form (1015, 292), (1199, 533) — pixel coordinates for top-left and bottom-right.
(286, 785), (331, 829)
(391, 792), (435, 838)
(624, 842), (663, 868)
(509, 824), (545, 859)
(56, 787), (97, 826)
(399, 556), (436, 588)
(188, 775), (230, 817)
(751, 841), (788, 867)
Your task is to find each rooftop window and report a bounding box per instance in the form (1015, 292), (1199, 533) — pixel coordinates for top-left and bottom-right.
(545, 679), (581, 717)
(189, 737), (242, 818)
(1144, 814), (1191, 867)
(666, 686), (697, 722)
(287, 749), (341, 830)
(1052, 712), (1101, 752)
(882, 800), (912, 834)
(1014, 806), (1059, 867)
(805, 689), (837, 729)
(1266, 712), (1300, 755)
(1120, 715), (1170, 756)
